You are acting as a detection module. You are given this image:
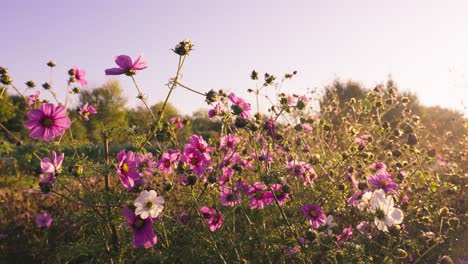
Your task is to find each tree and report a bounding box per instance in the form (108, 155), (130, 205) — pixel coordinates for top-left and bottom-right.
(79, 81), (128, 142)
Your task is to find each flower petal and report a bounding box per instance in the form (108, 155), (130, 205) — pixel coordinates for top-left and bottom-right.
(29, 125), (45, 140)
(114, 55), (133, 69)
(27, 109), (44, 121)
(105, 68), (127, 75)
(132, 55), (148, 70)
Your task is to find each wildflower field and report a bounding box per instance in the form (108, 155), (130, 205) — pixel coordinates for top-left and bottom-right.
(0, 41), (466, 263)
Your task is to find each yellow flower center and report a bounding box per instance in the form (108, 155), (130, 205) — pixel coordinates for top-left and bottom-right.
(146, 201), (153, 209)
(122, 163), (129, 173)
(310, 210), (317, 218)
(380, 180), (388, 187)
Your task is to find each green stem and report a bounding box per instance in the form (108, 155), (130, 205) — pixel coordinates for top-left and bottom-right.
(190, 190), (227, 264)
(131, 75), (157, 121)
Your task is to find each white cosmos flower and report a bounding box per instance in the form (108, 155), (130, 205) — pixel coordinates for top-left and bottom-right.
(319, 215), (337, 236)
(357, 191), (373, 211)
(134, 190), (164, 219)
(369, 189), (404, 232)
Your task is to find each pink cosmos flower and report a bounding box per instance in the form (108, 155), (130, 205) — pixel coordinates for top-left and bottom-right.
(368, 173), (399, 194)
(41, 150), (64, 176)
(208, 103), (223, 119)
(301, 204), (326, 229)
(122, 207), (157, 249)
(156, 149), (180, 174)
(72, 66), (88, 86)
(219, 187), (241, 207)
(356, 221), (373, 239)
(228, 93), (251, 119)
(105, 55), (148, 75)
(268, 184), (290, 206)
(264, 118), (276, 138)
(36, 213), (53, 228)
(117, 150), (145, 191)
(200, 206), (224, 232)
(27, 91), (40, 108)
(218, 166), (234, 186)
(181, 149), (209, 176)
(248, 182), (272, 209)
(336, 226), (353, 243)
(220, 134), (240, 152)
(24, 103), (71, 142)
(136, 152), (157, 176)
(170, 117), (184, 129)
(370, 162), (387, 173)
(79, 103), (97, 121)
(355, 134), (371, 146)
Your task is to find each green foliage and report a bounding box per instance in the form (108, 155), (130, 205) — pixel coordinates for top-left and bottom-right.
(79, 81), (128, 142)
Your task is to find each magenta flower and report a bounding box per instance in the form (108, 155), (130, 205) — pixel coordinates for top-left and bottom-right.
(200, 206), (224, 232)
(208, 103), (223, 119)
(269, 184), (290, 206)
(36, 213), (53, 228)
(41, 150), (64, 176)
(336, 226), (353, 243)
(136, 152), (157, 176)
(220, 134), (240, 152)
(27, 91), (40, 108)
(180, 149), (209, 175)
(355, 134), (371, 146)
(122, 207), (157, 249)
(219, 187), (241, 207)
(72, 66), (88, 86)
(218, 166), (234, 186)
(24, 103), (71, 142)
(79, 103), (97, 121)
(301, 204), (326, 229)
(117, 150), (145, 191)
(156, 149), (180, 174)
(370, 162), (387, 173)
(105, 55), (148, 75)
(248, 182), (272, 209)
(170, 117), (184, 129)
(368, 173), (399, 194)
(228, 93), (251, 119)
(264, 118), (276, 138)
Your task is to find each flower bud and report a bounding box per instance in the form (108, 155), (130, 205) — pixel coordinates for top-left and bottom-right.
(46, 61), (56, 67)
(25, 80), (36, 88)
(250, 70), (258, 80)
(72, 87), (81, 94)
(392, 149), (402, 157)
(427, 148), (436, 157)
(205, 89), (219, 104)
(393, 249), (408, 259)
(407, 133), (418, 146)
(173, 39), (193, 56)
(207, 174), (217, 184)
(401, 97), (410, 106)
(41, 82), (51, 90)
(439, 256), (454, 264)
(235, 117), (248, 128)
(39, 182), (52, 194)
(186, 175), (197, 186)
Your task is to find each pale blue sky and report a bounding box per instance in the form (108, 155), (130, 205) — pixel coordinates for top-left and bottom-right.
(2, 0), (467, 116)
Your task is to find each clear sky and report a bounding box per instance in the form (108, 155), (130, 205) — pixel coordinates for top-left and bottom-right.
(2, 0), (467, 116)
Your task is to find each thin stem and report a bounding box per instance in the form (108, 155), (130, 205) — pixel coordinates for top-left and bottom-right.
(0, 122), (23, 145)
(138, 55), (186, 151)
(130, 75), (157, 121)
(177, 82), (207, 96)
(190, 190), (227, 264)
